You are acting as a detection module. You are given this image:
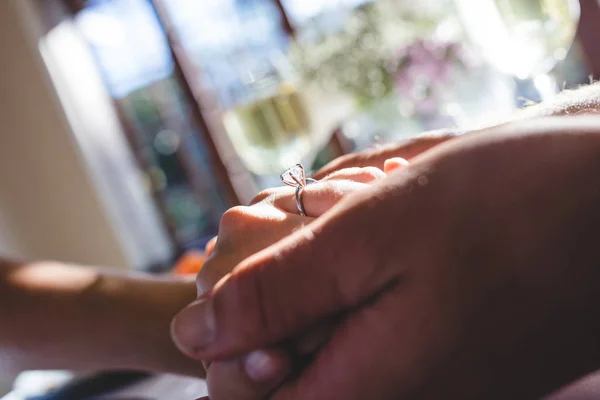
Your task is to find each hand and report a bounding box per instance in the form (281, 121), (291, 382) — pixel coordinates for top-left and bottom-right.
(172, 117), (600, 399)
(196, 166), (387, 295)
(313, 128), (458, 179)
(176, 165), (398, 400)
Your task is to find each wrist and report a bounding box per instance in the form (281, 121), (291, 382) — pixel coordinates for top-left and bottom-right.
(138, 278), (205, 377)
(94, 273), (204, 377)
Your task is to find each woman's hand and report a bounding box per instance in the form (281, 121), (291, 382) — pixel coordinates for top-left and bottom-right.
(196, 166), (388, 296)
(175, 164), (409, 400)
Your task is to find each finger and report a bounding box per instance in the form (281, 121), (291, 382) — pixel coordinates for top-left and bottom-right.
(313, 131), (457, 179)
(271, 180), (370, 217)
(250, 166), (383, 207)
(270, 287), (420, 400)
(195, 209), (309, 299)
(171, 184), (401, 360)
(384, 158), (410, 174)
(294, 321), (337, 356)
(321, 166), (386, 183)
(207, 348), (292, 400)
(250, 187), (291, 206)
(205, 237), (218, 258)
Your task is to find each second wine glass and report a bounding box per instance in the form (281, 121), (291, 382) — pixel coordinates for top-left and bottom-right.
(453, 0), (580, 99)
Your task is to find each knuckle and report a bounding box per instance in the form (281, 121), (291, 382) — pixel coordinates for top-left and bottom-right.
(229, 260), (292, 344)
(219, 206), (254, 233)
(247, 262), (314, 342)
(250, 189), (277, 205)
(245, 266), (284, 339)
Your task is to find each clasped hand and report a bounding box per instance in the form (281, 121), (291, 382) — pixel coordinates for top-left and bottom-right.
(173, 118), (600, 400)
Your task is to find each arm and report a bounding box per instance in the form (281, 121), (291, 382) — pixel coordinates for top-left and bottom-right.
(0, 258), (204, 378)
(314, 82), (600, 178)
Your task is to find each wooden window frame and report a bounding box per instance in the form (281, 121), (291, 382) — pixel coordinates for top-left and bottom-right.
(59, 0), (299, 249)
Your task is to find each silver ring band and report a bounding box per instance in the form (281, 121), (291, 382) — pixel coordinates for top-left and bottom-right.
(295, 179), (317, 217)
(281, 164), (318, 217)
(295, 185), (306, 217)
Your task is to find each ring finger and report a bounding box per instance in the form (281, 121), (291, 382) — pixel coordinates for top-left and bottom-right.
(263, 180), (370, 218)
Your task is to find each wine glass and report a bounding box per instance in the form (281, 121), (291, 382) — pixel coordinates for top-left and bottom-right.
(453, 0), (581, 100)
(221, 53), (314, 177)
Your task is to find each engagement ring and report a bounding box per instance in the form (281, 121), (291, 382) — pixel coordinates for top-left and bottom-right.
(281, 164), (317, 217)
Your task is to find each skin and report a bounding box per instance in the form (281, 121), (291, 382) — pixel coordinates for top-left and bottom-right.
(196, 167), (387, 294)
(185, 167), (390, 400)
(0, 168), (390, 392)
(173, 116), (600, 400)
(3, 85), (598, 399)
(174, 83), (600, 400)
(0, 259), (204, 378)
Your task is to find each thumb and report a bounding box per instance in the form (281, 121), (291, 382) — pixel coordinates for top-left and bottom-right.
(171, 187), (399, 361)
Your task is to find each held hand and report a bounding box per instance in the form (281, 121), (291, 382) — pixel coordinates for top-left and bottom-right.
(176, 166), (402, 400)
(313, 129), (458, 179)
(174, 117), (600, 399)
(196, 166), (386, 295)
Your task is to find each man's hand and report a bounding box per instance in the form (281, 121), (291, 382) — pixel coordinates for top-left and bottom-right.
(172, 117), (600, 399)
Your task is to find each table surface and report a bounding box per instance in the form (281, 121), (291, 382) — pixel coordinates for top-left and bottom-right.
(92, 371), (600, 400)
(96, 375), (207, 400)
(102, 372), (600, 400)
(5, 371), (600, 400)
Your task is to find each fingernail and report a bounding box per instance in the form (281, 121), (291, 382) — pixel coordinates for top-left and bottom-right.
(171, 298), (217, 355)
(244, 350), (277, 383)
(384, 158), (410, 174)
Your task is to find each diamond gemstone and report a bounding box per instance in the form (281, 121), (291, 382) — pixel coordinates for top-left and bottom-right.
(281, 164), (305, 187)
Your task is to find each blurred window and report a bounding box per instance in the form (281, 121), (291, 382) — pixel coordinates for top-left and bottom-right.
(61, 0), (359, 250)
(75, 0), (233, 247)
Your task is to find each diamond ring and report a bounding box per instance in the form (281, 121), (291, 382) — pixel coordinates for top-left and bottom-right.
(281, 164), (317, 217)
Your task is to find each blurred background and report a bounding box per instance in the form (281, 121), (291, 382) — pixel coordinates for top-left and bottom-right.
(1, 0), (600, 396)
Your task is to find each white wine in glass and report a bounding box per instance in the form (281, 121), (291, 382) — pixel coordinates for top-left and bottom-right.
(223, 82), (312, 175)
(453, 0), (580, 95)
(222, 50), (314, 176)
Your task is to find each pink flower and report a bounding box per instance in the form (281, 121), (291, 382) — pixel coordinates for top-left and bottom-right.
(390, 39), (471, 115)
